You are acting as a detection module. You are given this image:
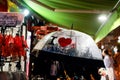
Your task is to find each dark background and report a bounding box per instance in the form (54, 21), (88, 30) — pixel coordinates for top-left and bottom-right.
(32, 50), (104, 80)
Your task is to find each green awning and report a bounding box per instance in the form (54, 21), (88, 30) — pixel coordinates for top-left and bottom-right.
(18, 0), (120, 42)
(95, 6), (120, 42)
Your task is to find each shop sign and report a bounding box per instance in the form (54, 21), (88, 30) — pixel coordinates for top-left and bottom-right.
(0, 12), (24, 27)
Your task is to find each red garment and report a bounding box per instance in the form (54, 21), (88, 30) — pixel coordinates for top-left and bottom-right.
(2, 35), (16, 57)
(14, 35), (23, 48)
(5, 35), (14, 46)
(1, 34), (28, 58)
(0, 0), (8, 12)
(14, 35), (28, 57)
(0, 33), (3, 55)
(0, 33), (3, 44)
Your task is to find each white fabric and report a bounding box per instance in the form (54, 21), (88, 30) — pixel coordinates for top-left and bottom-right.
(106, 67), (115, 80)
(100, 76), (107, 80)
(103, 55), (115, 80)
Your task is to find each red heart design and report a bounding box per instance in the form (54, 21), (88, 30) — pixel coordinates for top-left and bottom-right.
(58, 37), (72, 47)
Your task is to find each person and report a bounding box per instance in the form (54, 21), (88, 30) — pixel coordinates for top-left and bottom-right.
(98, 67), (109, 80)
(102, 49), (116, 80)
(50, 60), (60, 80)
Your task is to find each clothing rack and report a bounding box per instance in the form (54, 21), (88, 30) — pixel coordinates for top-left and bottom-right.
(0, 23), (27, 72)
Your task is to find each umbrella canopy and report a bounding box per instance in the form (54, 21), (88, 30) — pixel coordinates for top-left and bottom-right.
(33, 30), (102, 60)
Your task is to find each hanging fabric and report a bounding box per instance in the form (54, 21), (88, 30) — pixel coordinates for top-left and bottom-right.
(2, 35), (14, 57)
(0, 0), (8, 12)
(0, 29), (28, 59)
(14, 34), (28, 57)
(0, 33), (3, 55)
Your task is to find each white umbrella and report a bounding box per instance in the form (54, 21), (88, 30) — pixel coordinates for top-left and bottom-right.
(33, 30), (102, 60)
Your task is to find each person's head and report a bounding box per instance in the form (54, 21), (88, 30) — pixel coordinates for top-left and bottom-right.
(98, 68), (107, 76)
(102, 49), (110, 57)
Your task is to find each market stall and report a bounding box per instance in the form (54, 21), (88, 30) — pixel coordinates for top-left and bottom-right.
(0, 12), (28, 80)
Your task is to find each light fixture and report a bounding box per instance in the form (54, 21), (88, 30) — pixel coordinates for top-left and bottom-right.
(118, 36), (120, 40)
(101, 45), (104, 49)
(117, 36), (120, 43)
(118, 39), (120, 43)
(113, 46), (118, 53)
(23, 9), (30, 16)
(98, 14), (107, 22)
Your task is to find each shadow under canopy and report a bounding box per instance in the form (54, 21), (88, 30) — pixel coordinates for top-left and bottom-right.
(32, 50), (104, 80)
(31, 30), (104, 79)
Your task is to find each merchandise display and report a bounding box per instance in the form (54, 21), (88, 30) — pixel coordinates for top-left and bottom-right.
(0, 0), (120, 80)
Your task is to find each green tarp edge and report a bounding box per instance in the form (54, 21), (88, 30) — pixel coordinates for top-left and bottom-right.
(21, 0), (100, 36)
(95, 6), (120, 42)
(19, 0), (120, 43)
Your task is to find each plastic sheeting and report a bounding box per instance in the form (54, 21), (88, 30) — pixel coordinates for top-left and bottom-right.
(33, 30), (102, 60)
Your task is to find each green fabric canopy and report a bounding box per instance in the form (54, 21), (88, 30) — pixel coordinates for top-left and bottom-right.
(95, 6), (120, 42)
(18, 0), (120, 42)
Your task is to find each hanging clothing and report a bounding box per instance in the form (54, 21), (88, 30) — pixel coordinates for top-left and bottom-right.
(14, 35), (28, 57)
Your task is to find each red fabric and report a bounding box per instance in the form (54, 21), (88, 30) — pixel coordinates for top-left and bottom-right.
(14, 35), (23, 48)
(2, 44), (14, 57)
(1, 34), (28, 58)
(40, 26), (47, 30)
(0, 33), (3, 44)
(0, 34), (3, 55)
(5, 35), (14, 46)
(0, 0), (8, 12)
(58, 37), (72, 47)
(2, 35), (16, 57)
(31, 26), (40, 31)
(47, 26), (58, 31)
(14, 35), (28, 57)
(21, 36), (28, 48)
(35, 30), (41, 35)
